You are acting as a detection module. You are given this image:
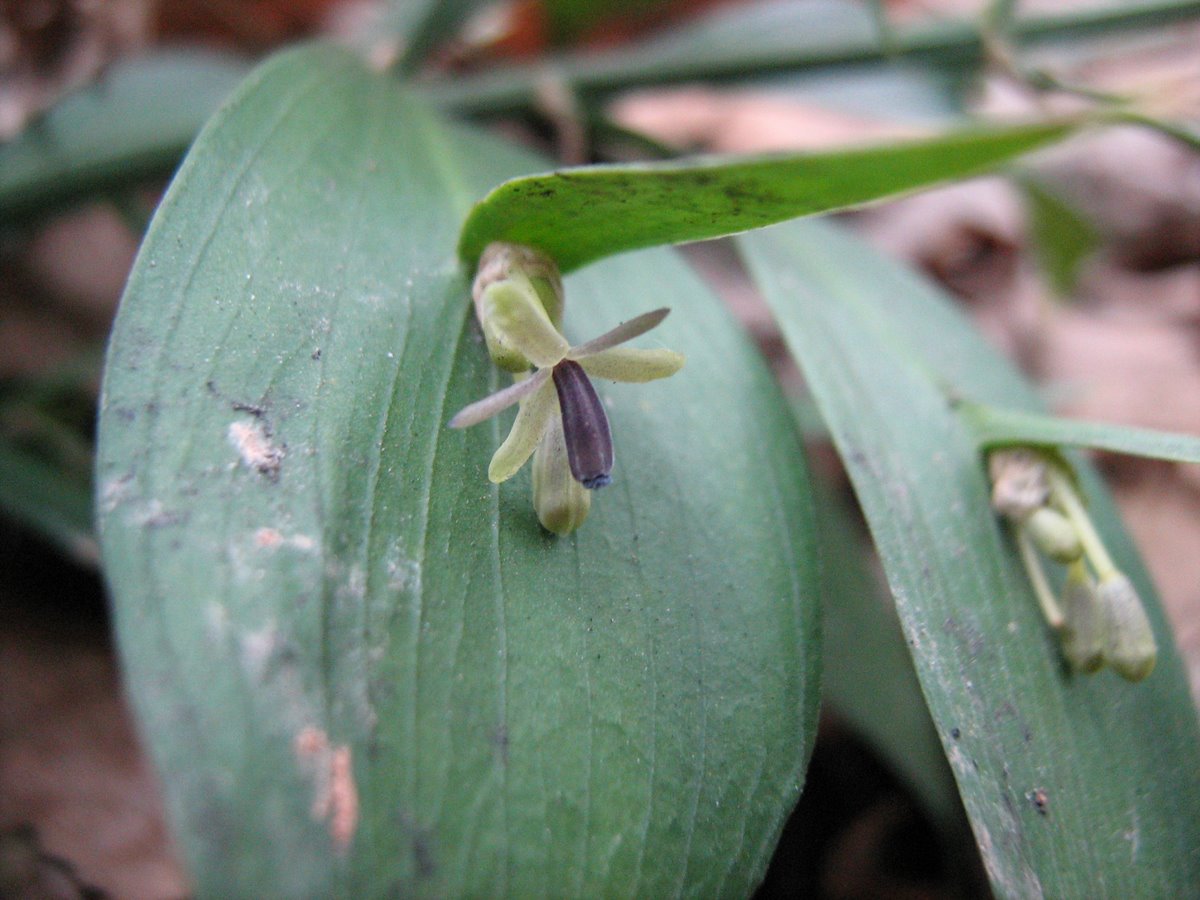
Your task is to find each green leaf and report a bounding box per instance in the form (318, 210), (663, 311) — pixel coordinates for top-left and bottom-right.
(0, 49), (249, 220)
(740, 218), (1200, 897)
(0, 439), (95, 564)
(383, 0), (493, 75)
(962, 401), (1200, 464)
(815, 472), (960, 827)
(459, 119), (1080, 272)
(96, 45), (819, 896)
(1018, 176), (1099, 296)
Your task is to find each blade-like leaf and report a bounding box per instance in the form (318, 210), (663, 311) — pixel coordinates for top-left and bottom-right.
(383, 0), (494, 75)
(427, 0), (1200, 116)
(814, 471), (960, 827)
(0, 49), (249, 220)
(96, 45), (819, 896)
(961, 401), (1200, 464)
(740, 218), (1200, 897)
(458, 120), (1079, 272)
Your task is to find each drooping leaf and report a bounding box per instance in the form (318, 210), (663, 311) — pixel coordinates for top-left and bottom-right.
(459, 119), (1080, 272)
(96, 45), (820, 896)
(740, 218), (1200, 897)
(0, 49), (249, 220)
(961, 401), (1200, 464)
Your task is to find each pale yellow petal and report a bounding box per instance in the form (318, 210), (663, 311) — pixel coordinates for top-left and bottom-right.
(576, 347), (685, 383)
(487, 379), (556, 483)
(532, 414), (591, 535)
(482, 279), (569, 368)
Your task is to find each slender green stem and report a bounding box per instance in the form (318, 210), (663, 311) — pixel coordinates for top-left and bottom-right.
(422, 0), (1200, 116)
(1047, 462), (1118, 579)
(1016, 524), (1064, 629)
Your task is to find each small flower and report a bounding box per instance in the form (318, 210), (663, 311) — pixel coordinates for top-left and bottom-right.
(1060, 560), (1105, 673)
(450, 242), (684, 534)
(989, 447), (1157, 682)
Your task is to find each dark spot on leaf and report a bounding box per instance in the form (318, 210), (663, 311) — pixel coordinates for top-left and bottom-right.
(145, 508), (188, 528)
(232, 400), (265, 418)
(492, 724), (509, 765)
(413, 832), (436, 879)
(951, 728), (961, 740)
(400, 812), (436, 879)
(311, 348), (322, 360)
(1028, 788), (1049, 816)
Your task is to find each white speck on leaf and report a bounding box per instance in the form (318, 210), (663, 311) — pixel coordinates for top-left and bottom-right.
(205, 602), (229, 643)
(239, 623), (278, 681)
(229, 420), (284, 478)
(99, 475), (134, 513)
(252, 528), (316, 553)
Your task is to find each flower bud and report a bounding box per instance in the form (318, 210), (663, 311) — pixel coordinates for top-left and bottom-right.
(989, 448), (1050, 520)
(1098, 573), (1157, 682)
(532, 413), (591, 535)
(1060, 563), (1105, 673)
(1023, 507), (1083, 564)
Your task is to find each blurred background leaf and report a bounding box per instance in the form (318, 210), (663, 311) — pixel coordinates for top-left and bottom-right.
(0, 48), (249, 220)
(1018, 176), (1101, 297)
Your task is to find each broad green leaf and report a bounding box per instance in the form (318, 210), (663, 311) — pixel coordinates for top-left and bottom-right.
(1018, 177), (1099, 297)
(961, 401), (1200, 464)
(96, 45), (819, 896)
(740, 218), (1200, 897)
(0, 49), (249, 220)
(459, 120), (1079, 272)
